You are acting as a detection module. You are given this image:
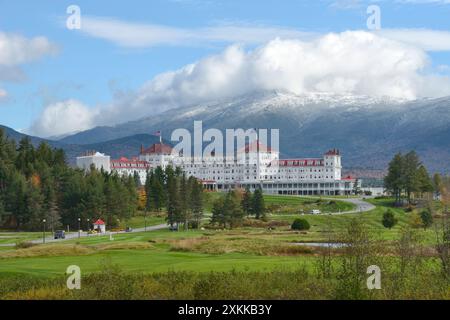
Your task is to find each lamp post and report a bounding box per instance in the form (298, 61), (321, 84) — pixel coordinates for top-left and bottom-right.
(78, 217), (81, 238)
(87, 218), (90, 234)
(42, 219), (46, 244)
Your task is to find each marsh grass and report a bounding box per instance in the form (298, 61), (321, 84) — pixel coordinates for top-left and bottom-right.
(168, 236), (316, 256)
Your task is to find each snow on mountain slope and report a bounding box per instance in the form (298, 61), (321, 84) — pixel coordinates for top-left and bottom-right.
(58, 91), (450, 173)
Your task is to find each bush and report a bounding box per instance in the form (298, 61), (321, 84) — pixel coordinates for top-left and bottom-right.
(382, 210), (398, 229)
(291, 219), (310, 231)
(420, 210), (433, 229)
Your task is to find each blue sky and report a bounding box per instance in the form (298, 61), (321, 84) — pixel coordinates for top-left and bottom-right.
(0, 0), (450, 137)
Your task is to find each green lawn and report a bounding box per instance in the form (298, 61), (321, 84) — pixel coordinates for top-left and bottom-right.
(0, 246), (312, 277)
(118, 215), (167, 229)
(264, 194), (355, 214)
(0, 232), (51, 245)
(0, 196), (441, 279)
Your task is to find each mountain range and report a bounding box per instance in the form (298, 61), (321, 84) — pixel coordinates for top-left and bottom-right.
(2, 91), (450, 175)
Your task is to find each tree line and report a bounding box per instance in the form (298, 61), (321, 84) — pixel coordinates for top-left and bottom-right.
(384, 151), (437, 205)
(211, 188), (265, 229)
(0, 129), (139, 231)
(145, 166), (204, 230)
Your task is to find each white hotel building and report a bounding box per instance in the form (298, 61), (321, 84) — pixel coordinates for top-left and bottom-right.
(76, 142), (359, 196)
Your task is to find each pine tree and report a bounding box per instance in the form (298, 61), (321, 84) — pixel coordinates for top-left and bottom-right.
(0, 199), (5, 226)
(417, 165), (433, 196)
(189, 177), (203, 228)
(211, 197), (226, 228)
(384, 153), (405, 205)
(166, 166), (180, 228)
(382, 209), (397, 229)
(179, 173), (190, 230)
(433, 173), (443, 194)
(252, 188), (265, 219)
(403, 151), (421, 204)
(241, 187), (253, 216)
(15, 137), (35, 178)
(224, 190), (244, 229)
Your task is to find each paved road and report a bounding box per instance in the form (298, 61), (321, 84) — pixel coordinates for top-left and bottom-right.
(0, 223), (169, 247)
(334, 197), (376, 214)
(279, 195), (376, 215)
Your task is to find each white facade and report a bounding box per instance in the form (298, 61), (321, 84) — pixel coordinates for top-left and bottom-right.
(111, 157), (149, 185)
(138, 143), (357, 195)
(77, 144), (359, 196)
(76, 151), (111, 173)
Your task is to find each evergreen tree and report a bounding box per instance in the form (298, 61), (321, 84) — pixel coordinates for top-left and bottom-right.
(166, 166), (180, 228)
(153, 166), (166, 210)
(252, 188), (265, 219)
(179, 173), (190, 230)
(433, 173), (443, 194)
(241, 187), (253, 216)
(417, 165), (433, 196)
(15, 137), (35, 178)
(403, 151), (421, 203)
(420, 210), (433, 229)
(144, 170), (154, 211)
(224, 190), (244, 229)
(382, 209), (397, 229)
(189, 177), (204, 228)
(0, 129), (139, 231)
(384, 153), (405, 205)
(211, 197), (226, 228)
(0, 199), (5, 226)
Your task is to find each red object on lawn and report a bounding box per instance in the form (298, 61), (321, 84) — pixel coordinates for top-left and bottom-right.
(93, 219), (105, 225)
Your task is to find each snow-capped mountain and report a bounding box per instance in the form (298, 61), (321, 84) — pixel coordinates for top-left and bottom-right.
(59, 91), (450, 173)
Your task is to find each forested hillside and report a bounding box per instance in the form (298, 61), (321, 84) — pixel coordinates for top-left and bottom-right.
(0, 129), (139, 231)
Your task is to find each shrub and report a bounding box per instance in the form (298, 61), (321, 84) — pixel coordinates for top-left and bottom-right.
(291, 219), (310, 231)
(420, 210), (433, 229)
(382, 210), (398, 229)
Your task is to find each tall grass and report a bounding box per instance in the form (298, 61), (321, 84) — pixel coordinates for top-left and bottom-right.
(1, 263), (448, 300)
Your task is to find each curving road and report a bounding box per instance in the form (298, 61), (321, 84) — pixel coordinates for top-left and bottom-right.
(0, 223), (169, 247)
(282, 195), (376, 215)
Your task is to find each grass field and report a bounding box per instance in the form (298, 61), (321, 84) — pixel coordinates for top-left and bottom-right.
(263, 194), (355, 214)
(0, 195), (442, 279)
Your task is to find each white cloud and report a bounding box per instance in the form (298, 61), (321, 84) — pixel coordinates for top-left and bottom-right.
(79, 16), (315, 48)
(395, 0), (450, 4)
(0, 32), (58, 66)
(76, 15), (450, 54)
(30, 100), (97, 137)
(0, 88), (8, 103)
(0, 32), (58, 103)
(379, 29), (450, 51)
(30, 31), (450, 137)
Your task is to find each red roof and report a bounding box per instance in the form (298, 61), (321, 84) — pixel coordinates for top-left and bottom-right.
(238, 140), (273, 153)
(93, 219), (105, 225)
(325, 149), (340, 156)
(140, 143), (173, 155)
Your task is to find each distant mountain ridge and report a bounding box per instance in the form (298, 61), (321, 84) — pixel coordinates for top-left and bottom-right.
(3, 91), (450, 173)
(0, 125), (163, 166)
(56, 92), (450, 173)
